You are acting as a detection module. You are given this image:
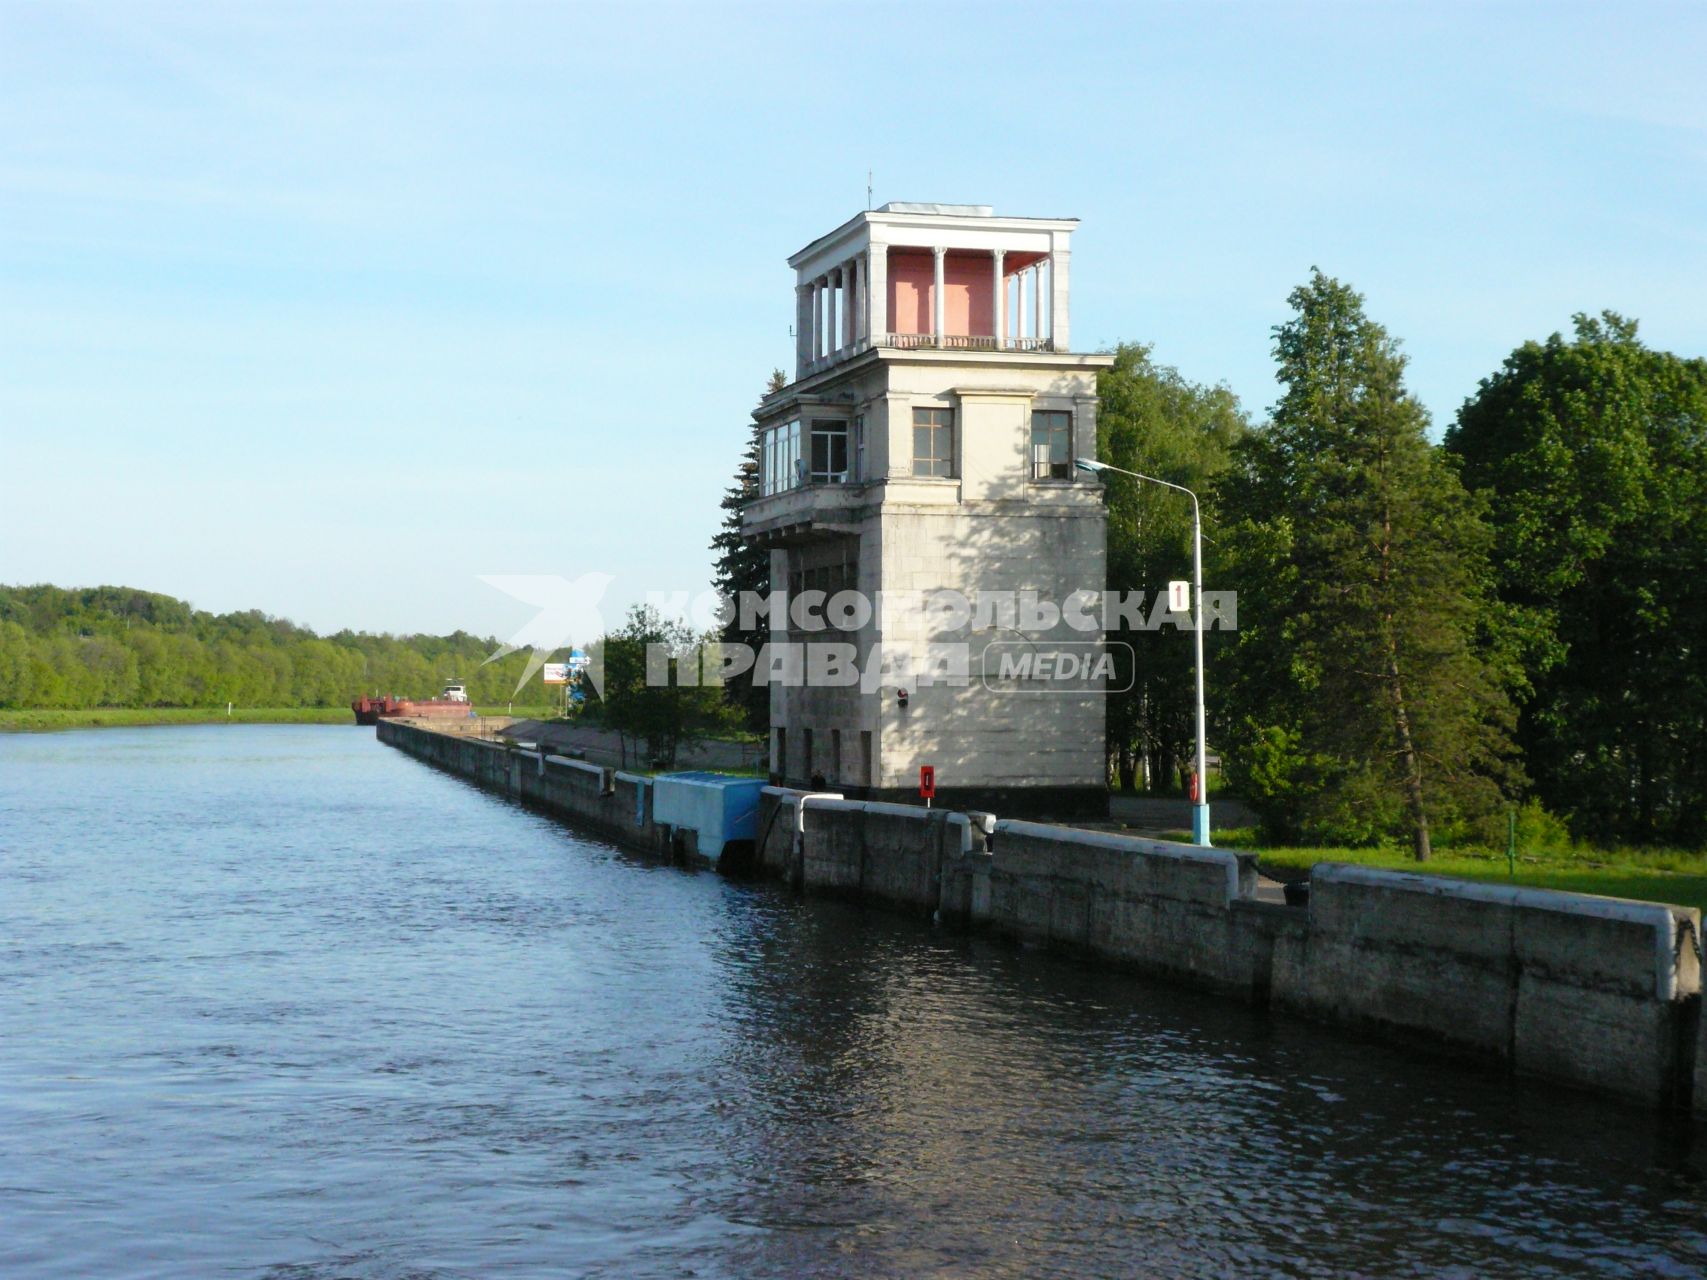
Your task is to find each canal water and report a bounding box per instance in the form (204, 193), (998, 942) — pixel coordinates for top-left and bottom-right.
(3, 726), (1705, 1278)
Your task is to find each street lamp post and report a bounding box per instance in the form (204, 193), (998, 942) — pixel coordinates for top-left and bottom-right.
(1076, 457), (1211, 846)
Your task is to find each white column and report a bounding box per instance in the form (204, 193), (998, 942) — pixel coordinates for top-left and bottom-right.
(808, 278), (819, 360)
(828, 269), (840, 355)
(866, 244), (887, 344)
(858, 256), (868, 342)
(851, 258), (864, 343)
(932, 246), (946, 343)
(795, 283), (812, 376)
(1049, 247), (1070, 351)
(991, 249), (1005, 347)
(842, 260), (856, 349)
(1031, 261), (1043, 345)
(819, 276), (831, 358)
(806, 280), (816, 360)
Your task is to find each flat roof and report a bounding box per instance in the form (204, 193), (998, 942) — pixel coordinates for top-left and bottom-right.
(789, 204), (1079, 269)
(878, 201), (994, 216)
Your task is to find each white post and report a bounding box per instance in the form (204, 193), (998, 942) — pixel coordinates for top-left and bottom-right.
(1189, 495), (1209, 845)
(991, 249), (1005, 347)
(932, 246), (946, 344)
(1075, 458), (1211, 846)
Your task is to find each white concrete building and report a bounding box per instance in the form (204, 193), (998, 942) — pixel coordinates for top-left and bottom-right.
(743, 203), (1114, 817)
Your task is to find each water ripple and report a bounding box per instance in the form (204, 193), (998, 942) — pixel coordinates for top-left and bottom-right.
(1, 725), (1704, 1278)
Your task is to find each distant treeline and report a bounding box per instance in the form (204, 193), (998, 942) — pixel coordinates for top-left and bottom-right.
(0, 585), (556, 709)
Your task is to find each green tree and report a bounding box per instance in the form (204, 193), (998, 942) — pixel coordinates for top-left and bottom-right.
(710, 368), (785, 733)
(1220, 271), (1519, 858)
(0, 582), (568, 712)
(1446, 314), (1707, 846)
(1096, 343), (1247, 791)
(595, 604), (722, 768)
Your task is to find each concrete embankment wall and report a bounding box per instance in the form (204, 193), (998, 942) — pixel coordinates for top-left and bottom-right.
(753, 792), (972, 912)
(382, 720), (1703, 1113)
(1271, 864), (1702, 1108)
(378, 718), (680, 860)
(757, 786), (1703, 1111)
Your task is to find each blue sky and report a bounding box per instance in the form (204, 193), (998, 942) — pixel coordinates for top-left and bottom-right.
(3, 1), (1703, 639)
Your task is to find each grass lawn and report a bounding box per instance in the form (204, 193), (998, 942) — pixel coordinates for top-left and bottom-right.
(0, 707), (354, 731)
(1166, 825), (1707, 915)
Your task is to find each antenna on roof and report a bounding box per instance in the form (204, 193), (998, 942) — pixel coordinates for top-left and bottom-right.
(867, 168), (873, 211)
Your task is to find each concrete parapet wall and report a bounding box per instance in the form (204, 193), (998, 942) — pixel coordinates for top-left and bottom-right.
(1274, 864), (1701, 1107)
(985, 821), (1269, 994)
(797, 798), (968, 913)
(754, 789), (964, 912)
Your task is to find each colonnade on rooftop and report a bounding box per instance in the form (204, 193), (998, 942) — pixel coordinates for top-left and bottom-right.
(794, 242), (1069, 378)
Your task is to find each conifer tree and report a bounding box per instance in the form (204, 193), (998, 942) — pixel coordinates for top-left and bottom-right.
(709, 369), (785, 732)
(1221, 272), (1519, 858)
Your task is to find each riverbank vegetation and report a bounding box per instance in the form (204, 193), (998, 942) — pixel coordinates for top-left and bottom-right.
(0, 705), (559, 732)
(1099, 274), (1707, 856)
(0, 585), (562, 715)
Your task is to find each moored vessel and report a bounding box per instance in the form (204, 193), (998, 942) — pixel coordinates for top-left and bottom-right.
(352, 682), (474, 725)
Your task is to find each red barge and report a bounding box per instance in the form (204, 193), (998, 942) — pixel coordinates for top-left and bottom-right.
(353, 683), (475, 725)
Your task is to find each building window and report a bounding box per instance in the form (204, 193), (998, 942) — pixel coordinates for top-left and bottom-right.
(853, 415), (865, 481)
(912, 407), (954, 478)
(809, 419), (849, 484)
(762, 419), (801, 495)
(1031, 410), (1072, 480)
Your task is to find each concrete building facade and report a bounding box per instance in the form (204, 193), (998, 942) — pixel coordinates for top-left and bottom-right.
(742, 203), (1114, 817)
